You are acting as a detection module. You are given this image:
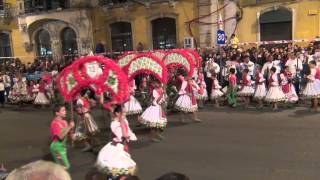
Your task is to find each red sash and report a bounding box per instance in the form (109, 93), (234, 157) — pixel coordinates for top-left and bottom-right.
(156, 88), (166, 118)
(120, 120), (129, 153)
(186, 83), (197, 105)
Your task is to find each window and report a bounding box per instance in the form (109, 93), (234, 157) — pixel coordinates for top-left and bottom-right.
(0, 32), (12, 57)
(260, 8), (292, 42)
(0, 0), (4, 11)
(61, 27), (78, 55)
(110, 22), (133, 52)
(23, 0), (69, 13)
(36, 29), (52, 56)
(152, 18), (176, 50)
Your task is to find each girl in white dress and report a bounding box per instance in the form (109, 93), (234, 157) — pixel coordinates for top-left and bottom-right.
(253, 66), (266, 109)
(124, 80), (142, 115)
(302, 61), (320, 111)
(210, 73), (223, 107)
(237, 69), (254, 109)
(139, 80), (167, 142)
(280, 66), (298, 104)
(265, 67), (286, 110)
(96, 105), (137, 177)
(175, 75), (201, 123)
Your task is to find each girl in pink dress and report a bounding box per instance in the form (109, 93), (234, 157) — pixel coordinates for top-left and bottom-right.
(124, 80), (142, 115)
(196, 72), (208, 107)
(302, 61), (320, 112)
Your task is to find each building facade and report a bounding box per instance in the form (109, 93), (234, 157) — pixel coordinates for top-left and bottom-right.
(0, 0), (200, 63)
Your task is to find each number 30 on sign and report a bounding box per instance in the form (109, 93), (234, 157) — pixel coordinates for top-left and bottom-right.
(217, 30), (226, 45)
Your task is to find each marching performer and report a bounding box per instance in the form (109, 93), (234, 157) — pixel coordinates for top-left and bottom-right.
(139, 80), (167, 142)
(237, 69), (254, 109)
(196, 72), (208, 108)
(34, 79), (50, 106)
(302, 61), (320, 112)
(210, 73), (224, 107)
(280, 66), (299, 105)
(96, 105), (137, 177)
(76, 90), (99, 152)
(264, 67), (286, 110)
(226, 68), (237, 108)
(10, 75), (28, 107)
(175, 75), (201, 123)
(124, 80), (142, 115)
(253, 65), (266, 109)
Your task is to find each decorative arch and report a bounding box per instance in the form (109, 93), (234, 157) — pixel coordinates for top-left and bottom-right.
(56, 56), (129, 109)
(184, 49), (202, 68)
(163, 49), (195, 78)
(117, 52), (137, 68)
(150, 50), (167, 61)
(124, 54), (168, 84)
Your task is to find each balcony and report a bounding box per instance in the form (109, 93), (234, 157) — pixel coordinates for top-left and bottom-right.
(240, 0), (297, 7)
(0, 2), (14, 24)
(99, 0), (178, 8)
(22, 0), (71, 14)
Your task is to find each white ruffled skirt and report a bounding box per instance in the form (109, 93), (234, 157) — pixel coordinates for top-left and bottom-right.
(284, 84), (298, 103)
(175, 94), (197, 112)
(253, 84), (266, 100)
(34, 92), (50, 105)
(265, 86), (286, 102)
(237, 85), (255, 96)
(96, 142), (136, 176)
(302, 81), (320, 99)
(139, 104), (167, 128)
(196, 89), (208, 100)
(210, 89), (224, 99)
(124, 95), (143, 115)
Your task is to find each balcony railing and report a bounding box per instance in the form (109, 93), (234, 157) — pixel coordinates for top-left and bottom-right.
(23, 0), (71, 14)
(240, 0), (297, 6)
(99, 0), (178, 7)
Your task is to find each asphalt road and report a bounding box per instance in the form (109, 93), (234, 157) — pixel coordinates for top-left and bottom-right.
(1, 103), (320, 180)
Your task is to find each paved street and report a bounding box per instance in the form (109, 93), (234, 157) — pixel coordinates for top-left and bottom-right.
(1, 104), (320, 180)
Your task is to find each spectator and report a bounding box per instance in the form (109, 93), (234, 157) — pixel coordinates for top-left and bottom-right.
(96, 40), (105, 54)
(156, 172), (190, 180)
(229, 33), (239, 49)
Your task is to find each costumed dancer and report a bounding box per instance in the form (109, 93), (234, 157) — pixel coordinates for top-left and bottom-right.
(50, 105), (75, 170)
(139, 80), (167, 142)
(280, 66), (299, 106)
(237, 69), (254, 109)
(0, 76), (4, 108)
(196, 72), (208, 108)
(32, 81), (40, 100)
(11, 75), (28, 107)
(302, 61), (320, 112)
(210, 73), (223, 107)
(34, 79), (50, 107)
(226, 68), (237, 108)
(166, 68), (179, 110)
(253, 65), (266, 109)
(76, 90), (99, 152)
(96, 105), (137, 178)
(138, 76), (150, 107)
(264, 67), (286, 110)
(124, 80), (142, 116)
(175, 75), (201, 123)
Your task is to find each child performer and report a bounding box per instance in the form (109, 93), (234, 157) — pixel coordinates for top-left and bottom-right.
(237, 69), (254, 109)
(280, 66), (298, 106)
(139, 80), (167, 142)
(253, 65), (266, 109)
(76, 90), (99, 152)
(210, 73), (224, 107)
(34, 79), (50, 107)
(226, 68), (237, 108)
(124, 80), (142, 115)
(265, 67), (286, 110)
(175, 75), (201, 123)
(96, 105), (137, 178)
(50, 105), (75, 170)
(302, 61), (320, 112)
(196, 72), (208, 108)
